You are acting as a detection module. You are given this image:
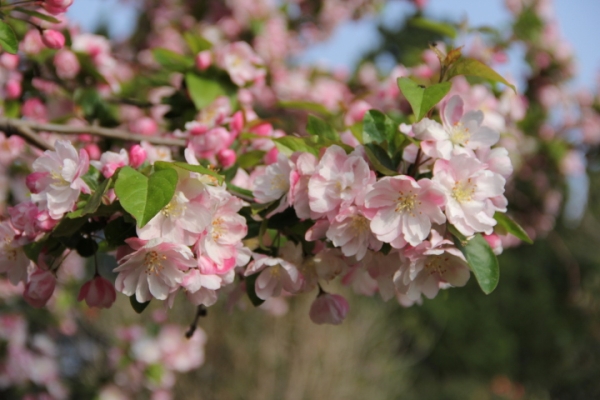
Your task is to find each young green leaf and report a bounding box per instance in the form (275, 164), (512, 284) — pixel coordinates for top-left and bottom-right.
(183, 32), (212, 54)
(446, 58), (517, 93)
(185, 72), (228, 110)
(364, 143), (397, 176)
(152, 48), (193, 72)
(274, 136), (319, 156)
(114, 166), (178, 228)
(306, 115), (338, 141)
(454, 233), (500, 295)
(409, 17), (457, 39)
(277, 100), (332, 117)
(80, 177), (113, 216)
(362, 109), (397, 145)
(397, 78), (452, 121)
(15, 7), (61, 23)
(236, 150), (266, 169)
(494, 213), (533, 244)
(0, 21), (18, 54)
(154, 161), (224, 184)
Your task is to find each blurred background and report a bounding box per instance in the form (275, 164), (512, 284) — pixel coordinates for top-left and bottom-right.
(4, 1), (600, 399)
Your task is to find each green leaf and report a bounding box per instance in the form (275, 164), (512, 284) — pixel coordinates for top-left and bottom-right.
(446, 58), (517, 93)
(52, 217), (87, 238)
(154, 161), (224, 185)
(23, 236), (64, 262)
(185, 72), (227, 110)
(362, 110), (394, 143)
(409, 17), (457, 39)
(277, 100), (332, 117)
(3, 100), (20, 118)
(0, 21), (18, 54)
(183, 32), (212, 54)
(152, 48), (193, 72)
(397, 78), (452, 121)
(455, 233), (499, 295)
(226, 183), (254, 201)
(364, 143), (397, 176)
(15, 7), (61, 23)
(274, 136), (319, 156)
(306, 115), (338, 141)
(494, 213), (533, 244)
(236, 150), (265, 169)
(81, 177), (112, 216)
(130, 295), (151, 314)
(114, 166), (178, 228)
(245, 273), (265, 307)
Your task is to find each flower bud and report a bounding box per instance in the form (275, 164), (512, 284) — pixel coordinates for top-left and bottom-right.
(77, 275), (117, 309)
(54, 49), (80, 79)
(26, 171), (49, 194)
(43, 0), (74, 15)
(0, 53), (19, 70)
(195, 50), (212, 70)
(5, 80), (22, 99)
(23, 268), (56, 308)
(129, 144), (147, 168)
(41, 30), (65, 50)
(217, 149), (236, 168)
(309, 293), (349, 325)
(129, 117), (158, 136)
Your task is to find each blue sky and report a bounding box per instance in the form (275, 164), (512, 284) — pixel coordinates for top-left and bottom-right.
(68, 0), (600, 88)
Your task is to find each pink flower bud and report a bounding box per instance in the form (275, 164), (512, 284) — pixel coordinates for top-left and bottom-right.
(22, 97), (47, 122)
(195, 50), (212, 70)
(230, 110), (244, 135)
(43, 0), (73, 15)
(249, 122), (272, 136)
(54, 49), (80, 79)
(36, 210), (58, 232)
(77, 275), (117, 309)
(264, 147), (279, 165)
(5, 80), (22, 99)
(26, 171), (49, 194)
(129, 117), (158, 136)
(21, 30), (44, 54)
(309, 293), (349, 325)
(84, 143), (101, 160)
(129, 144), (147, 168)
(23, 268), (56, 308)
(217, 148), (236, 168)
(0, 53), (19, 70)
(41, 30), (65, 50)
(483, 233), (503, 255)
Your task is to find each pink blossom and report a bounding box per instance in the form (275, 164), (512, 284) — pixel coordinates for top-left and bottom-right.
(54, 49), (80, 79)
(77, 275), (117, 308)
(22, 98), (47, 122)
(5, 79), (22, 99)
(114, 238), (196, 302)
(413, 95), (499, 159)
(217, 149), (236, 168)
(41, 30), (65, 50)
(129, 117), (158, 136)
(8, 202), (44, 244)
(91, 149), (129, 178)
(0, 221), (30, 284)
(394, 230), (470, 300)
(21, 30), (44, 54)
(244, 242), (303, 300)
(308, 145), (375, 219)
(289, 151), (319, 219)
(187, 127), (234, 163)
(432, 153), (506, 236)
(216, 41), (266, 86)
(30, 140), (90, 219)
(140, 141), (172, 164)
(253, 152), (293, 207)
(484, 233), (503, 255)
(326, 206), (382, 260)
(23, 268), (56, 308)
(365, 176), (446, 248)
(0, 53), (19, 70)
(43, 0), (74, 15)
(309, 293), (349, 325)
(181, 269), (222, 307)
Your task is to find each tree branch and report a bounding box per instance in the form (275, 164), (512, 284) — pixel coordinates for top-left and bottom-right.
(0, 118), (55, 151)
(0, 117), (187, 148)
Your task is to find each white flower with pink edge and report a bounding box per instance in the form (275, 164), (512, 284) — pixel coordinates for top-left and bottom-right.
(364, 175), (446, 248)
(30, 140), (90, 219)
(433, 152), (506, 236)
(413, 95), (499, 160)
(114, 237), (196, 302)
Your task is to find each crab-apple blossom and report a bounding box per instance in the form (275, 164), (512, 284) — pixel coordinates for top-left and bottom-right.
(309, 293), (349, 325)
(41, 30), (65, 50)
(29, 140), (90, 219)
(114, 238), (196, 302)
(364, 175), (446, 248)
(325, 205), (382, 260)
(0, 222), (30, 285)
(77, 275), (117, 309)
(23, 268), (56, 308)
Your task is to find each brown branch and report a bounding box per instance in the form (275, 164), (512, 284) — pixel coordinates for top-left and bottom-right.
(0, 118), (54, 151)
(0, 117), (187, 147)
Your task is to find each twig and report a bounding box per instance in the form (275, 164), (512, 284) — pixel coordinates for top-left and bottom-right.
(0, 118), (54, 151)
(185, 305), (207, 339)
(0, 117), (187, 147)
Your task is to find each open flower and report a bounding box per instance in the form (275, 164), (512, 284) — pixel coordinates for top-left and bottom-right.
(114, 238), (196, 302)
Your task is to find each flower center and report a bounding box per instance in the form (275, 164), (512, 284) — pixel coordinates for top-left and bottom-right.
(395, 191), (419, 215)
(270, 264), (282, 278)
(349, 214), (370, 235)
(449, 122), (470, 145)
(143, 251), (166, 275)
(270, 174), (289, 192)
(211, 217), (225, 241)
(451, 179), (476, 203)
(161, 195), (186, 219)
(424, 255), (449, 276)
